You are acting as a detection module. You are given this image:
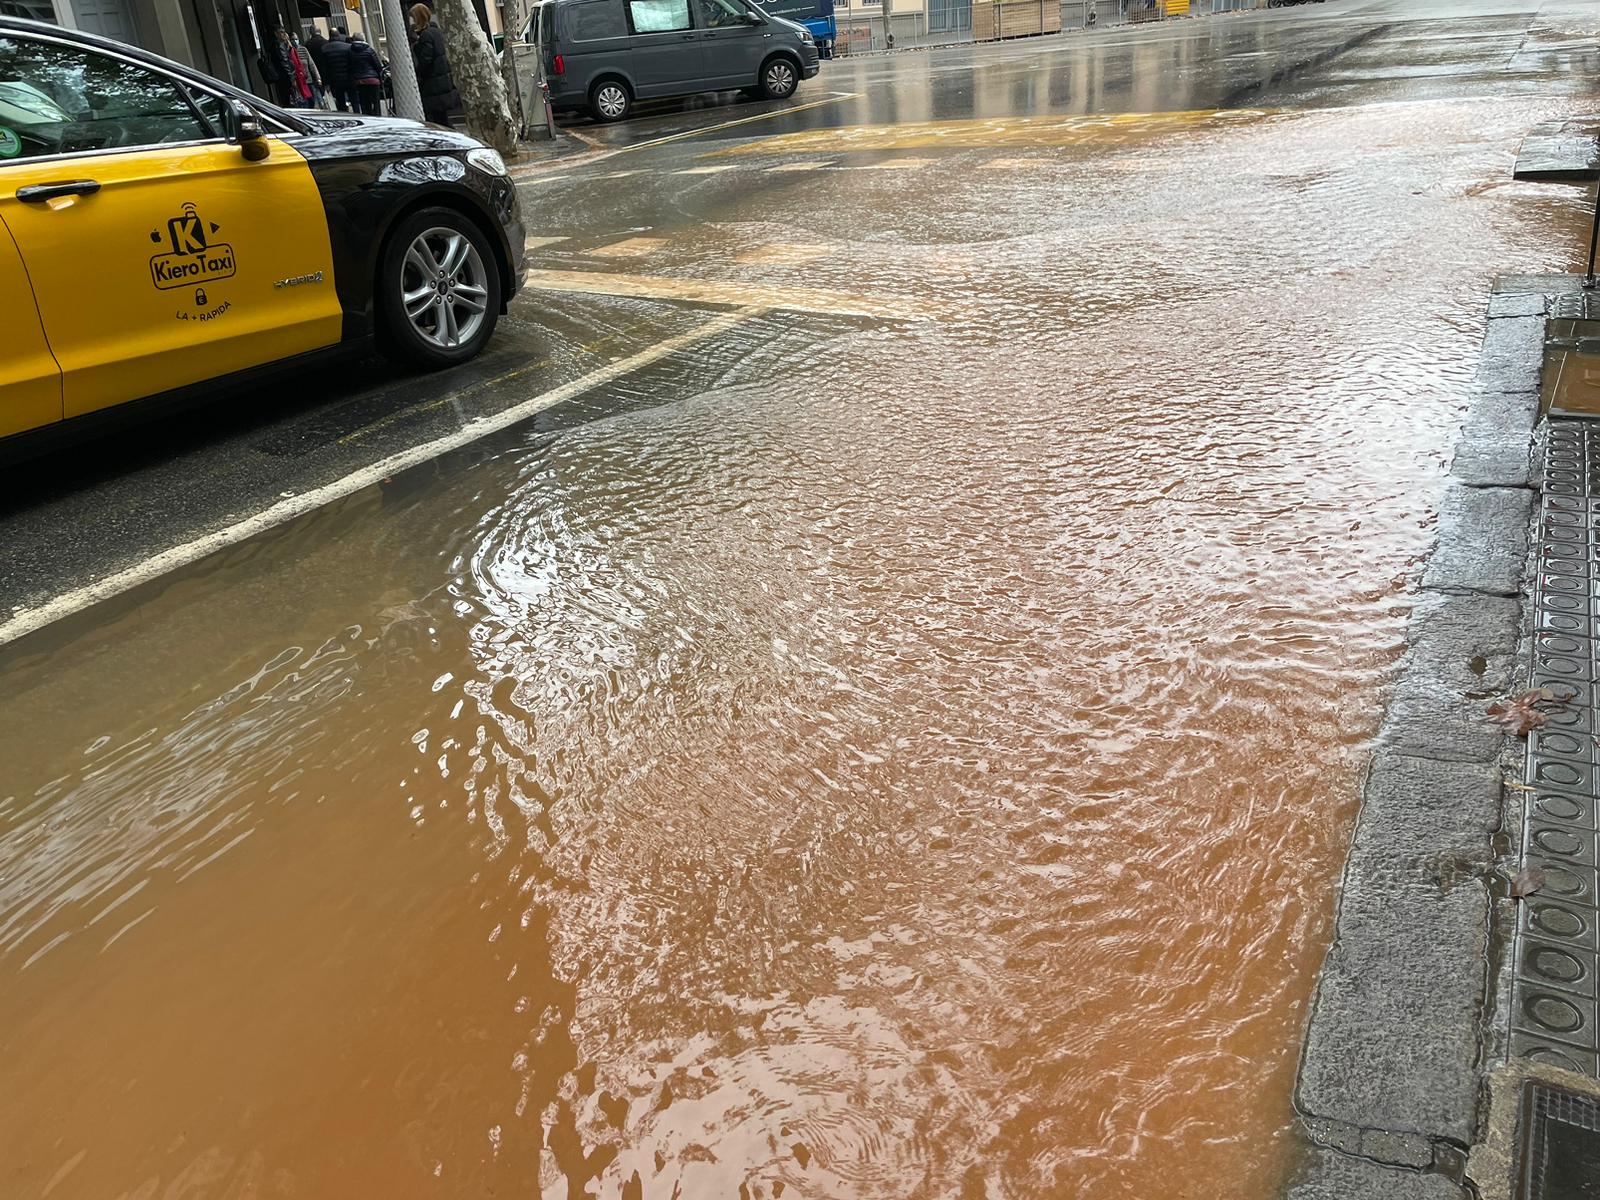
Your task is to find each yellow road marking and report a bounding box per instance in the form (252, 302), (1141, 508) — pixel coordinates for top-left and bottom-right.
(522, 267), (933, 319)
(711, 108), (1271, 155)
(734, 243), (827, 266)
(769, 160), (833, 171)
(676, 164), (735, 175)
(589, 236), (671, 258)
(853, 157), (937, 170)
(525, 236), (569, 250)
(979, 157), (1050, 170)
(0, 309), (766, 651)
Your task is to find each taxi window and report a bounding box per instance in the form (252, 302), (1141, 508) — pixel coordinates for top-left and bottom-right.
(0, 35), (211, 162)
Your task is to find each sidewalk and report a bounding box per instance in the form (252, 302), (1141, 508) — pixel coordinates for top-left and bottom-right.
(1288, 274), (1600, 1198)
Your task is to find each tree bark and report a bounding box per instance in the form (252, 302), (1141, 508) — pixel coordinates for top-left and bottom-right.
(434, 0), (518, 153)
(498, 0), (527, 139)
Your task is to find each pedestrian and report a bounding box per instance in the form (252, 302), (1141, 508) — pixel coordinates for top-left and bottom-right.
(321, 27), (356, 112)
(276, 28), (315, 108)
(409, 3), (458, 127)
(256, 37), (288, 106)
(305, 26), (332, 104)
(348, 31), (385, 116)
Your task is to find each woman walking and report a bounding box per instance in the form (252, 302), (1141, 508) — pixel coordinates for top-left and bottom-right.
(348, 31), (385, 116)
(409, 4), (458, 127)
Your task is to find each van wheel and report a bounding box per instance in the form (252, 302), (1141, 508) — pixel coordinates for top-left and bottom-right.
(590, 79), (632, 122)
(378, 207), (502, 369)
(759, 56), (798, 100)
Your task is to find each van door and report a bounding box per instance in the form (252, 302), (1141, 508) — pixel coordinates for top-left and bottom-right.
(622, 0), (707, 97)
(696, 0), (766, 87)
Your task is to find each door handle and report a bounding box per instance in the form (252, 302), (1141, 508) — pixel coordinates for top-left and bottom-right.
(681, 32), (696, 39)
(16, 180), (101, 204)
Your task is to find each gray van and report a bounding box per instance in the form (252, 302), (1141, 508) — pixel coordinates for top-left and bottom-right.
(521, 0), (821, 122)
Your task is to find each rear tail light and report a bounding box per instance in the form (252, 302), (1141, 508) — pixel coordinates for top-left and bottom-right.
(552, 53), (565, 75)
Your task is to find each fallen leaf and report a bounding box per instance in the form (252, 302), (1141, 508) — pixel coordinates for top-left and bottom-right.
(1511, 868), (1546, 899)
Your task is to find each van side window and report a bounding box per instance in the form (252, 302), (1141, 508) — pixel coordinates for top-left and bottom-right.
(697, 0), (749, 26)
(627, 0), (694, 32)
(573, 1), (629, 38)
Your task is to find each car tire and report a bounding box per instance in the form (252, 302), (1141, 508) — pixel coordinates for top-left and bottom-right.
(758, 56), (799, 100)
(590, 78), (632, 122)
(378, 207), (502, 369)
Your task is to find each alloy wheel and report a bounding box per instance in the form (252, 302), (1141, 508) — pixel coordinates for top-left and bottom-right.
(400, 226), (489, 351)
(765, 61), (796, 97)
(596, 84), (628, 119)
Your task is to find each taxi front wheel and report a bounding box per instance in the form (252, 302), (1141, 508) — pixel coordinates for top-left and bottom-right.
(379, 207), (502, 368)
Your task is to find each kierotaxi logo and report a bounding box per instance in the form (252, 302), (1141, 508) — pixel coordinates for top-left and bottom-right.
(149, 203), (237, 291)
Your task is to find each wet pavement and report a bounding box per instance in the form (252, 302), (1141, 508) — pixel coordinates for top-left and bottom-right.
(3, 2), (1600, 1198)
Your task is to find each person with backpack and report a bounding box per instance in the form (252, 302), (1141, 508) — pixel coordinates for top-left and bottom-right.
(409, 3), (458, 127)
(348, 31), (385, 116)
(320, 28), (356, 112)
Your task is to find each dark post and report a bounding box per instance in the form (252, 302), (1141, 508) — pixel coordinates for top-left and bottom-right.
(1586, 177), (1600, 290)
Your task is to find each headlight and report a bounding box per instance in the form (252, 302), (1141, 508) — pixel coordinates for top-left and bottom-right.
(800, 29), (813, 41)
(467, 147), (508, 176)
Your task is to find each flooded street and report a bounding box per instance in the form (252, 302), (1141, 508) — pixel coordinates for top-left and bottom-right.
(3, 2), (1599, 1197)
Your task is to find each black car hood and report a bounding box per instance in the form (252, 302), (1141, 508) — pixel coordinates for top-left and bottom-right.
(297, 111), (484, 154)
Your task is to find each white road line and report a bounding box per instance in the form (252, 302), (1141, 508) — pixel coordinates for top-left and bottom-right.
(675, 164), (736, 175)
(609, 91), (860, 157)
(768, 160), (834, 171)
(0, 309), (765, 652)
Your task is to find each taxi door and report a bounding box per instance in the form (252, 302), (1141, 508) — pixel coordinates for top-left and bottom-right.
(0, 31), (343, 420)
(0, 212), (61, 438)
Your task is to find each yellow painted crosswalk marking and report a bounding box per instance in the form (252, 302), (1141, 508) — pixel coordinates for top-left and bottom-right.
(854, 157), (937, 170)
(589, 237), (671, 258)
(978, 157), (1050, 170)
(734, 243), (827, 266)
(713, 109), (1269, 156)
(676, 164), (735, 175)
(523, 267), (933, 319)
(524, 236), (569, 250)
(769, 161), (833, 172)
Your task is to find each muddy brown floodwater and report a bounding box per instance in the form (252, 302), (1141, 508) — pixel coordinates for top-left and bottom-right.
(0, 95), (1594, 1199)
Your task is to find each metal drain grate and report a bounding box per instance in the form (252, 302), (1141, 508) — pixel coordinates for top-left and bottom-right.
(1517, 1080), (1600, 1200)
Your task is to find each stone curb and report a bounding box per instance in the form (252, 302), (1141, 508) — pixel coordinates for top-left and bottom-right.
(1285, 285), (1548, 1198)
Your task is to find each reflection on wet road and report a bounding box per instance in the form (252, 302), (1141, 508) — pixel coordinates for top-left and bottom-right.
(3, 2), (1599, 1198)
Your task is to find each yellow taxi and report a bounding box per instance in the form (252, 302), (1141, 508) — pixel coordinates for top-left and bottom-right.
(0, 16), (525, 449)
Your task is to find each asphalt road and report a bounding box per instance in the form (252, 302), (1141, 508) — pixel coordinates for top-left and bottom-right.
(3, 0), (1585, 637)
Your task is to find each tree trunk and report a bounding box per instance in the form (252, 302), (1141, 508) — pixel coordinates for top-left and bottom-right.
(499, 0), (527, 139)
(434, 0), (518, 153)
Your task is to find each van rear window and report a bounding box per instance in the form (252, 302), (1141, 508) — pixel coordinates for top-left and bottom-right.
(627, 0), (693, 32)
(572, 1), (628, 38)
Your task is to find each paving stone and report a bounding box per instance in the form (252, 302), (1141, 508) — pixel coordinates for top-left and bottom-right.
(1351, 753), (1503, 866)
(1382, 678), (1507, 763)
(1421, 486), (1534, 596)
(1487, 293), (1548, 319)
(1473, 316), (1545, 393)
(1298, 823), (1490, 1144)
(1451, 434), (1533, 488)
(1463, 390), (1540, 440)
(1403, 591), (1522, 692)
(1285, 1146), (1464, 1200)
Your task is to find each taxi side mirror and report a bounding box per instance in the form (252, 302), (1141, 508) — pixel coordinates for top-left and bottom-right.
(224, 98), (271, 162)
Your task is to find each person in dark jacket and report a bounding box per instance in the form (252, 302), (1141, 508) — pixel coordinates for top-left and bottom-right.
(409, 3), (457, 127)
(348, 31), (385, 116)
(320, 28), (355, 112)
